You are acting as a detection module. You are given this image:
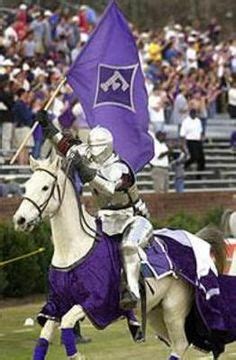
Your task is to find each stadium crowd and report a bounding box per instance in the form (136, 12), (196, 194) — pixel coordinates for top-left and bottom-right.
(0, 2), (235, 194)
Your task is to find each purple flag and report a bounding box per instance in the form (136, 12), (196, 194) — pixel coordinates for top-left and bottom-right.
(67, 1), (153, 172)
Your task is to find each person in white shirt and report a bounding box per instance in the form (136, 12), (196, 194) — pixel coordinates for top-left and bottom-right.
(149, 85), (166, 133)
(150, 130), (170, 193)
(4, 26), (18, 46)
(186, 37), (198, 71)
(180, 108), (205, 177)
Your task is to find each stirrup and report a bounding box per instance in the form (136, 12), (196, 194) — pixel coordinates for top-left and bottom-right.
(119, 289), (139, 310)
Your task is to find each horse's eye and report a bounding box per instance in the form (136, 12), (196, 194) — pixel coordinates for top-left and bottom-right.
(42, 186), (49, 191)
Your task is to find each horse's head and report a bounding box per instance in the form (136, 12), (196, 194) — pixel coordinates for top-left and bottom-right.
(13, 155), (62, 231)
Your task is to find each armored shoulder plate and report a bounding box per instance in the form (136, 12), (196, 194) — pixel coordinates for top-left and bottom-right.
(99, 161), (129, 183)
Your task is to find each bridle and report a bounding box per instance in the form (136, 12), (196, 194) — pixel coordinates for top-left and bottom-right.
(23, 168), (62, 222)
(23, 163), (99, 238)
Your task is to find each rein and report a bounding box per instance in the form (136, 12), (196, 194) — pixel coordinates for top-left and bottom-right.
(76, 193), (101, 239)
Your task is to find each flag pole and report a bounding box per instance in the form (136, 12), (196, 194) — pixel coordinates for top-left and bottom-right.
(10, 77), (67, 165)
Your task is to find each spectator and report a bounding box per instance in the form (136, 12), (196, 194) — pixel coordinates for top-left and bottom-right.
(11, 67), (30, 92)
(228, 79), (236, 119)
(171, 84), (189, 133)
(31, 97), (44, 159)
(170, 146), (187, 193)
(186, 37), (198, 71)
(208, 18), (221, 45)
(0, 74), (14, 151)
(30, 12), (46, 55)
(13, 10), (28, 41)
(149, 84), (167, 133)
(180, 106), (205, 178)
(67, 16), (80, 50)
(42, 10), (53, 52)
(79, 5), (90, 33)
(150, 130), (170, 193)
(12, 88), (34, 165)
(230, 131), (236, 152)
(192, 90), (208, 137)
(1, 58), (14, 75)
(0, 4), (234, 166)
(21, 30), (37, 59)
(71, 102), (89, 142)
(4, 23), (18, 46)
(71, 40), (82, 63)
(207, 76), (221, 119)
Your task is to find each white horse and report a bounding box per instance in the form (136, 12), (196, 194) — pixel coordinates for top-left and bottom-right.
(13, 156), (226, 360)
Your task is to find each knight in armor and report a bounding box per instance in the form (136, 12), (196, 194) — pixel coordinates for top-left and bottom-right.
(36, 110), (153, 310)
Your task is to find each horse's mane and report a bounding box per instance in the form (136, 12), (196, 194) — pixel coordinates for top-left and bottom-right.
(196, 225), (226, 274)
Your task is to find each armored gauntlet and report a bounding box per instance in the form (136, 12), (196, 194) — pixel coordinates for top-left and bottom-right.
(36, 110), (79, 156)
(67, 146), (96, 184)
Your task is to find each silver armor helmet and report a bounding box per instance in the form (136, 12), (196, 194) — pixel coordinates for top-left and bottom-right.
(88, 126), (113, 164)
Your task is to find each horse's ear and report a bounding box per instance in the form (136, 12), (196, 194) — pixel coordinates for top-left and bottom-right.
(49, 147), (57, 162)
(51, 155), (62, 172)
(29, 155), (39, 171)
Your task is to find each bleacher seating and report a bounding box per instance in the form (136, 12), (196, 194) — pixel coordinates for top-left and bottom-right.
(0, 115), (235, 194)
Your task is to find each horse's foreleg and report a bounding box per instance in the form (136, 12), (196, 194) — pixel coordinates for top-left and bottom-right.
(33, 320), (58, 360)
(61, 305), (86, 360)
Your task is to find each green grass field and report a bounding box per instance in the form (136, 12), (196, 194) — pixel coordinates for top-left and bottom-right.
(0, 301), (236, 360)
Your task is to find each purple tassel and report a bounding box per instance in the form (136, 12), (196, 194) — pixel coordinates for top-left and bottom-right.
(61, 328), (77, 357)
(169, 355), (180, 360)
(33, 338), (49, 360)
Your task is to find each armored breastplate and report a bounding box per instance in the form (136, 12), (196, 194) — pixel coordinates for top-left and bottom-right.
(101, 182), (139, 210)
(90, 156), (139, 210)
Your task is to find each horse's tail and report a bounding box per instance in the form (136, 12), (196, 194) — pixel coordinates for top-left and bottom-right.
(221, 209), (234, 238)
(196, 225), (226, 274)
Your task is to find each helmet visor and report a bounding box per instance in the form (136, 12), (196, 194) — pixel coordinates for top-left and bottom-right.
(89, 144), (106, 157)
